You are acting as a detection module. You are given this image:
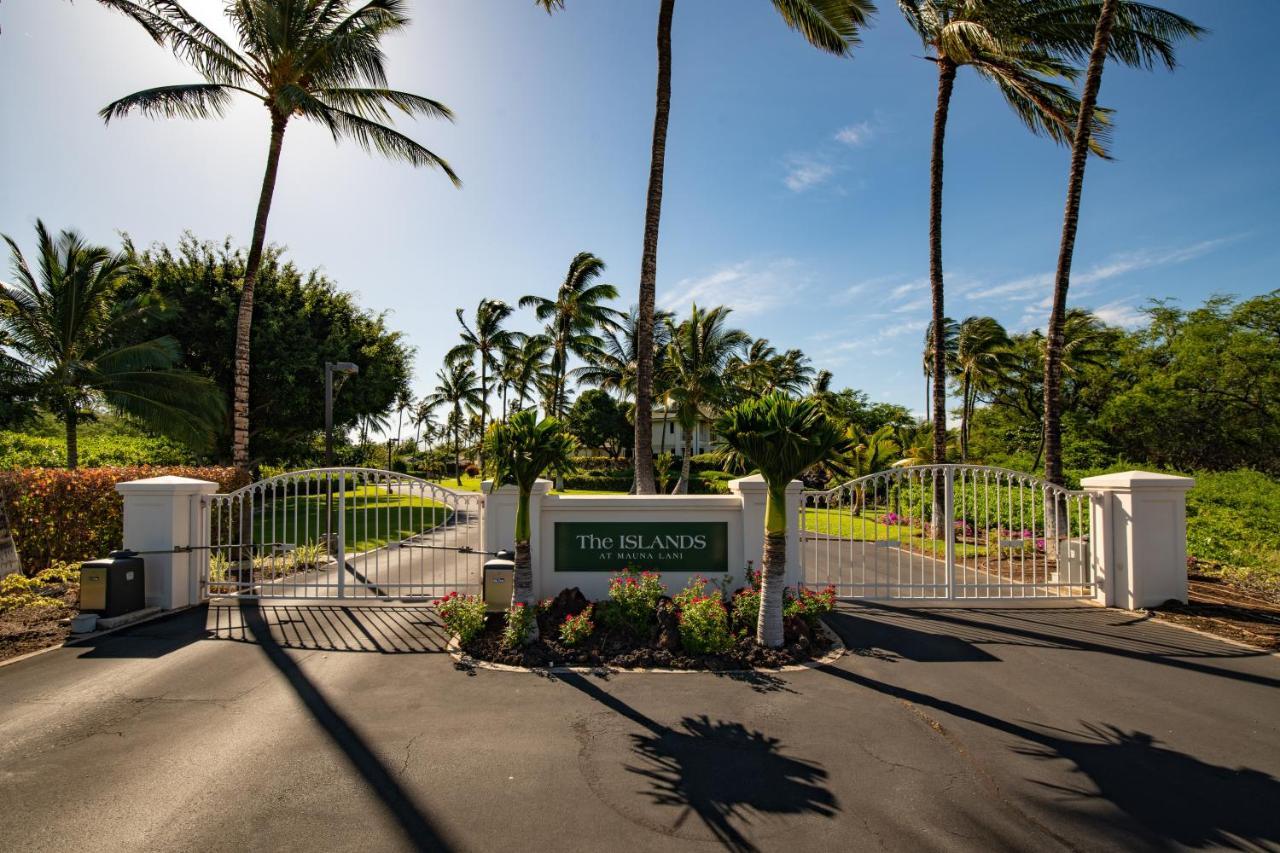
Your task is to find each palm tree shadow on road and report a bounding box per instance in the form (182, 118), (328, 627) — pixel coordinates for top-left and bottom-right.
(556, 672), (836, 853)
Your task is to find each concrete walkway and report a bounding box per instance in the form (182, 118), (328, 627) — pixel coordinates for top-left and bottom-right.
(1, 602), (1277, 852)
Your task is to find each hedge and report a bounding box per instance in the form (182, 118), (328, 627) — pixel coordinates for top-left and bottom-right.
(0, 466), (249, 576)
(562, 472), (633, 491)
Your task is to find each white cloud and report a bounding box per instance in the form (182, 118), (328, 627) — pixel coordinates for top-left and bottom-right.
(661, 259), (805, 318)
(783, 155), (834, 192)
(1091, 300), (1147, 328)
(834, 121), (874, 147)
(970, 236), (1241, 304)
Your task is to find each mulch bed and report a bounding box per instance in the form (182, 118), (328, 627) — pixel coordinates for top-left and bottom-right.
(1151, 573), (1280, 652)
(0, 599), (75, 663)
(460, 610), (834, 671)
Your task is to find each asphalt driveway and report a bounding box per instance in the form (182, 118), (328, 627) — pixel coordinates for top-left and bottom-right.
(1, 601), (1277, 852)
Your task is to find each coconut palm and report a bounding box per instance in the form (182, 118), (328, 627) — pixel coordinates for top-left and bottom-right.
(1, 222), (223, 468)
(422, 362), (482, 485)
(412, 397), (438, 454)
(951, 316), (1014, 461)
(484, 409), (578, 637)
(446, 299), (515, 467)
(715, 394), (853, 647)
(503, 333), (555, 415)
(98, 0), (458, 470)
(538, 0), (873, 493)
(922, 316), (957, 426)
(666, 305), (749, 493)
(387, 389), (413, 469)
(571, 305), (674, 401)
(1043, 0), (1202, 485)
(519, 252), (622, 419)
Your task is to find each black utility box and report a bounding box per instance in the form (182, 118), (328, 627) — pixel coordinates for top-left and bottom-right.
(80, 550), (145, 617)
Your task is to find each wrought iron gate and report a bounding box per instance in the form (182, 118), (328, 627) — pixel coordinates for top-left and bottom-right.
(203, 468), (483, 600)
(799, 465), (1094, 600)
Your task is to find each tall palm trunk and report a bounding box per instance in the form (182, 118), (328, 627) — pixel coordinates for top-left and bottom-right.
(960, 373), (971, 461)
(64, 405), (78, 470)
(478, 356), (488, 469)
(633, 0), (674, 495)
(232, 112), (288, 471)
(757, 488), (788, 647)
(1044, 0), (1117, 488)
(929, 59), (957, 467)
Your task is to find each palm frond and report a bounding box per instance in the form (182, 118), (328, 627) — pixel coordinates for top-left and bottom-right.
(771, 0), (876, 56)
(100, 83), (239, 123)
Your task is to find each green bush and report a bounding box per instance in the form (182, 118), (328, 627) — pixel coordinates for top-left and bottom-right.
(607, 568), (665, 636)
(689, 471), (733, 495)
(1182, 470), (1280, 576)
(559, 606), (594, 647)
(503, 601), (536, 648)
(0, 430), (195, 469)
(677, 594), (734, 654)
(562, 472), (632, 491)
(0, 466), (248, 575)
(435, 591), (486, 644)
(731, 587), (760, 633)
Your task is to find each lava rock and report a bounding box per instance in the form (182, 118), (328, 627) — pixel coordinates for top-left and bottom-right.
(783, 614), (813, 646)
(656, 598), (682, 652)
(545, 587), (590, 625)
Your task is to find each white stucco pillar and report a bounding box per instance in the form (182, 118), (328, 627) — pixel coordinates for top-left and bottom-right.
(480, 479), (552, 557)
(116, 475), (219, 610)
(728, 475), (804, 587)
(1080, 470), (1195, 609)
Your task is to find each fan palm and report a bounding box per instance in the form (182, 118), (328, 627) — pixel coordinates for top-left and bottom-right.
(715, 394), (853, 647)
(1043, 0), (1202, 485)
(446, 299), (515, 467)
(519, 252), (622, 419)
(422, 362), (482, 485)
(484, 409), (578, 635)
(666, 305), (750, 493)
(951, 316), (1014, 461)
(1, 222), (223, 468)
(98, 0), (459, 470)
(538, 0), (873, 493)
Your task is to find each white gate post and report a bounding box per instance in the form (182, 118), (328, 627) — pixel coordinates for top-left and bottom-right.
(116, 475), (219, 610)
(1080, 471), (1195, 609)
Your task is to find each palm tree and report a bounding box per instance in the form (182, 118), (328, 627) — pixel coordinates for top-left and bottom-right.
(484, 409), (577, 636)
(503, 333), (555, 415)
(666, 305), (749, 493)
(98, 0), (459, 471)
(899, 0), (1115, 472)
(412, 397), (438, 455)
(519, 252), (622, 419)
(951, 316), (1013, 461)
(538, 0), (873, 493)
(446, 299), (515, 467)
(715, 394), (853, 647)
(571, 305), (673, 401)
(1043, 0), (1202, 486)
(1, 222), (223, 468)
(922, 317), (957, 426)
(422, 362), (482, 485)
(387, 389), (413, 469)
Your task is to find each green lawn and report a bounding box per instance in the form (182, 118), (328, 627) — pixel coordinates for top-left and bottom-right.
(801, 506), (989, 558)
(253, 485), (451, 553)
(425, 475), (625, 496)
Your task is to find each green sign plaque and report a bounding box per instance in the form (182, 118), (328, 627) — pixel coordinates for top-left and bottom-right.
(554, 521), (728, 573)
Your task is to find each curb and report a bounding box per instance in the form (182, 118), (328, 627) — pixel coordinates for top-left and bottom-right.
(446, 620), (846, 675)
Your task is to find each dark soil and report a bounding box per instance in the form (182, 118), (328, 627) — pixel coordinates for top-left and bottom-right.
(460, 610), (835, 670)
(0, 603), (74, 662)
(1152, 573), (1280, 651)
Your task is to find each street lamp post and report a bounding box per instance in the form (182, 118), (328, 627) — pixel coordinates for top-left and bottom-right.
(324, 362), (358, 561)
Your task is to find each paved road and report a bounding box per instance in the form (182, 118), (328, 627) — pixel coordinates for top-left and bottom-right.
(1, 602), (1278, 851)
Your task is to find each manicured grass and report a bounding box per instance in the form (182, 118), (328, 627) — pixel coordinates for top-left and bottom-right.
(425, 475), (626, 496)
(801, 506), (989, 558)
(254, 485), (451, 553)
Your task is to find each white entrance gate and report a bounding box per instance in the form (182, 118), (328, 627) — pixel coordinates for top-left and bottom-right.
(204, 468), (483, 600)
(799, 465), (1094, 600)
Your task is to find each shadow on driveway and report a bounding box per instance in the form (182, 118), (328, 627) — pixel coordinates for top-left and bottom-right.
(556, 672), (835, 853)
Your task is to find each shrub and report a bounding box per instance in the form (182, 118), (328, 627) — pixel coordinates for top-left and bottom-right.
(607, 568), (665, 636)
(0, 430), (195, 469)
(731, 587), (761, 633)
(677, 595), (734, 654)
(673, 575), (713, 611)
(435, 591), (487, 644)
(503, 601), (536, 648)
(561, 472), (632, 491)
(689, 471), (733, 495)
(464, 463), (481, 477)
(559, 606), (594, 647)
(0, 466), (248, 575)
(784, 585), (837, 629)
(0, 560), (78, 614)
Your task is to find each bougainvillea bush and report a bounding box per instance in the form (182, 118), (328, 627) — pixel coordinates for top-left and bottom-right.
(0, 466), (248, 575)
(435, 592), (486, 644)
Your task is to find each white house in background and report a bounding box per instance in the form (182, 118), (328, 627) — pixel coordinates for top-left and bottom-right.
(650, 405), (717, 456)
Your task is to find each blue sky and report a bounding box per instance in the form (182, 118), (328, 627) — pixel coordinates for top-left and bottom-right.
(2, 0), (1277, 417)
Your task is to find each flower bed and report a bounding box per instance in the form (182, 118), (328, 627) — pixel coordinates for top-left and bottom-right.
(443, 569), (838, 671)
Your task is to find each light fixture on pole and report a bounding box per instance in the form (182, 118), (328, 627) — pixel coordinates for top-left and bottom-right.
(324, 362), (359, 468)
